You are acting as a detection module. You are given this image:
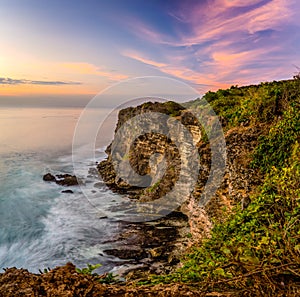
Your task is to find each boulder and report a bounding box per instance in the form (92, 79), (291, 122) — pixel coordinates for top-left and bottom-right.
(43, 173), (56, 182)
(43, 173), (79, 187)
(56, 174), (79, 186)
(61, 189), (74, 194)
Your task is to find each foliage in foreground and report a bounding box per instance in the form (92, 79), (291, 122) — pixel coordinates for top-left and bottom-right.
(75, 263), (102, 275)
(76, 263), (117, 284)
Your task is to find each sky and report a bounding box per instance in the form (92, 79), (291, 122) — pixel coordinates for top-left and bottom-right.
(1, 0), (300, 107)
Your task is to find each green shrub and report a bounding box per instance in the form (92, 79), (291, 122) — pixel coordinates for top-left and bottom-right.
(76, 263), (118, 284)
(252, 103), (300, 172)
(202, 79), (300, 129)
(75, 263), (102, 275)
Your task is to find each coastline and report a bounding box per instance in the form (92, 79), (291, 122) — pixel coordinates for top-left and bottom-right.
(1, 79), (299, 296)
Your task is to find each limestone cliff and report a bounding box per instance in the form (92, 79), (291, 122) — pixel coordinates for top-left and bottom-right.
(98, 101), (201, 202)
(97, 100), (264, 244)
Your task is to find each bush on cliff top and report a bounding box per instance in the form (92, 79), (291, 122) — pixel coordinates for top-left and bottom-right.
(251, 102), (300, 172)
(202, 78), (300, 129)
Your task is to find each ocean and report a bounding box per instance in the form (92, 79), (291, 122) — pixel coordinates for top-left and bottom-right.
(0, 107), (125, 274)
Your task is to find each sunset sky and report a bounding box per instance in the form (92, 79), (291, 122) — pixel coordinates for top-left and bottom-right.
(1, 0), (300, 106)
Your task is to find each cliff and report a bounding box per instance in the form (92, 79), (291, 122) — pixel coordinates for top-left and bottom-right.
(97, 100), (264, 241)
(97, 78), (300, 295)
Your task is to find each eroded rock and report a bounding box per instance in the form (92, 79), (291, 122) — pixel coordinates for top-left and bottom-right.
(56, 174), (79, 186)
(43, 173), (79, 187)
(43, 173), (56, 182)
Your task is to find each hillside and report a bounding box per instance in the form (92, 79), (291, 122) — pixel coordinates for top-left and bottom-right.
(151, 78), (300, 295)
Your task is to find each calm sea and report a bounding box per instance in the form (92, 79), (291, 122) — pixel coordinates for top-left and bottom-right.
(0, 107), (125, 273)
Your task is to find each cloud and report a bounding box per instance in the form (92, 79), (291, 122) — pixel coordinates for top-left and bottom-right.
(123, 51), (225, 90)
(175, 0), (294, 46)
(121, 17), (175, 46)
(0, 77), (81, 85)
(61, 62), (128, 81)
(220, 0), (264, 8)
(122, 0), (299, 90)
(123, 51), (167, 68)
(126, 0), (294, 46)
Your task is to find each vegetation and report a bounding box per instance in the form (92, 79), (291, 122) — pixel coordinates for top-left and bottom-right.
(76, 263), (118, 284)
(192, 78), (300, 130)
(251, 103), (300, 172)
(146, 77), (300, 295)
(75, 263), (102, 275)
(146, 180), (161, 193)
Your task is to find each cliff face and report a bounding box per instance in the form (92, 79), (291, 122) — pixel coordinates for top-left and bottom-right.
(98, 101), (264, 242)
(98, 102), (202, 204)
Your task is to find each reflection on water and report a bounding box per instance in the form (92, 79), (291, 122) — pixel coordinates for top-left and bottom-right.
(0, 108), (81, 154)
(0, 107), (117, 155)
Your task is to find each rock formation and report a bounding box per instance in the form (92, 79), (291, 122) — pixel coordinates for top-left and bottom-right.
(43, 173), (79, 187)
(98, 101), (263, 245)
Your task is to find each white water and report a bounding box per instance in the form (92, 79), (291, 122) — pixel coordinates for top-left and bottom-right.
(0, 107), (124, 273)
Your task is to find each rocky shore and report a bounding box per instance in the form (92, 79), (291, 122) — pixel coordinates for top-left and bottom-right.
(0, 262), (223, 296)
(103, 211), (190, 280)
(41, 100), (265, 285)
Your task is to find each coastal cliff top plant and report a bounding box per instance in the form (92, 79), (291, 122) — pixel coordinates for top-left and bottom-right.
(200, 78), (300, 130)
(251, 102), (300, 172)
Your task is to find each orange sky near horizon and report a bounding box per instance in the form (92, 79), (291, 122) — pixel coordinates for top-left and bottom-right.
(1, 0), (300, 102)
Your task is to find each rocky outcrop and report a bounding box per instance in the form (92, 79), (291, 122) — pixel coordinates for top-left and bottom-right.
(103, 211), (189, 279)
(98, 102), (201, 201)
(43, 173), (79, 187)
(0, 262), (208, 296)
(43, 173), (56, 182)
(97, 101), (205, 271)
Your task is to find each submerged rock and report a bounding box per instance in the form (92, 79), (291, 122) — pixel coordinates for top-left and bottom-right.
(61, 189), (74, 194)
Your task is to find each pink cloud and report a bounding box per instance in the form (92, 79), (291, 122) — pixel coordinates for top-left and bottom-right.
(180, 0), (294, 46)
(220, 0), (264, 8)
(130, 0), (295, 47)
(123, 51), (167, 68)
(123, 51), (228, 91)
(122, 0), (299, 89)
